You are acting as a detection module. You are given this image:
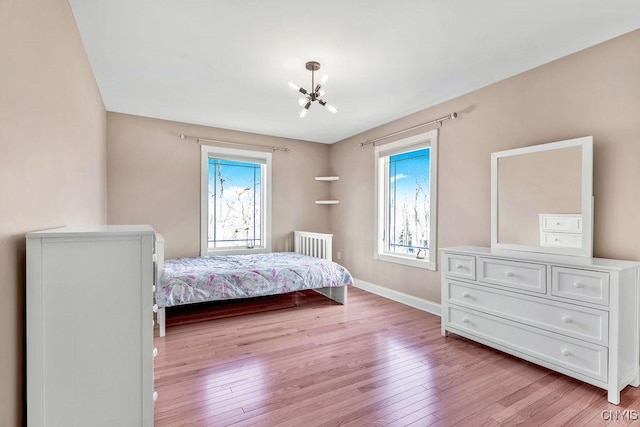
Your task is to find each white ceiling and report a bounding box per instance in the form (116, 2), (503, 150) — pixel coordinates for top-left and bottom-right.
(69, 1), (639, 144)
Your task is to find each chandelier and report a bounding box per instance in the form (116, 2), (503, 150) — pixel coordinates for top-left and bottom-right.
(287, 61), (337, 118)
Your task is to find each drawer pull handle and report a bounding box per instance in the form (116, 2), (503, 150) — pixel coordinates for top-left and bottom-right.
(153, 304), (159, 313)
(561, 349), (572, 357)
(554, 238), (560, 242)
(152, 285), (156, 292)
(505, 271), (515, 278)
(556, 222), (561, 226)
(573, 282), (584, 289)
(462, 317), (471, 324)
(455, 263), (464, 270)
(153, 347), (158, 358)
(462, 292), (470, 299)
(561, 316), (572, 324)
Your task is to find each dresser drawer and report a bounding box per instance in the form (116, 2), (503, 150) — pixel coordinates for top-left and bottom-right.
(478, 257), (547, 294)
(443, 253), (476, 281)
(541, 232), (582, 248)
(540, 215), (582, 232)
(552, 267), (610, 306)
(447, 280), (608, 345)
(447, 306), (608, 382)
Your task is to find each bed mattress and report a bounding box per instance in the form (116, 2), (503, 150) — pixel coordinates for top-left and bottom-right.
(156, 251), (353, 308)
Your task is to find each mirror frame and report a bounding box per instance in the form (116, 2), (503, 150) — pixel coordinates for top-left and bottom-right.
(491, 136), (593, 257)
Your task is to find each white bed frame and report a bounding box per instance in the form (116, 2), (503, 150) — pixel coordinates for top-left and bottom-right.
(155, 231), (347, 337)
(293, 231), (348, 305)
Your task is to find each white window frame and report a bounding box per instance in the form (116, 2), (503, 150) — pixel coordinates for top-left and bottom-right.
(374, 129), (438, 270)
(200, 145), (272, 256)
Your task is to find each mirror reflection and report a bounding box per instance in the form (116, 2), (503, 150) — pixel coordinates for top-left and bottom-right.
(497, 146), (582, 247)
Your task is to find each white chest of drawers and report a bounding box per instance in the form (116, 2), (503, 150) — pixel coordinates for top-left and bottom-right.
(26, 225), (158, 426)
(441, 246), (640, 404)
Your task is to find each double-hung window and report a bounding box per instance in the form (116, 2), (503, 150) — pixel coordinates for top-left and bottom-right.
(374, 129), (438, 270)
(200, 145), (272, 255)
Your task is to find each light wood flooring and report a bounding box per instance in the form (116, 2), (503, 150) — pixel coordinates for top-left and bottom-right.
(153, 287), (640, 426)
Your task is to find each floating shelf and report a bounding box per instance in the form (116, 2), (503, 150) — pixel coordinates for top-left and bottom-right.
(315, 176), (339, 205)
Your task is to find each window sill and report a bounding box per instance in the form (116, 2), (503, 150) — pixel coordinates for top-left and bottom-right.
(206, 247), (270, 256)
(375, 253), (436, 270)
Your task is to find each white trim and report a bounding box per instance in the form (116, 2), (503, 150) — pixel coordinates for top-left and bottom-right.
(373, 129), (439, 269)
(354, 278), (441, 316)
(200, 148), (208, 256)
(200, 144), (272, 256)
(376, 253), (436, 270)
(208, 247), (270, 255)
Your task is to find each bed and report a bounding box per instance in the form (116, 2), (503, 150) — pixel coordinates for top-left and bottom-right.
(155, 231), (353, 337)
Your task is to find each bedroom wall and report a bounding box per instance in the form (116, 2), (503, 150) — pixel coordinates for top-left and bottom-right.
(0, 0), (107, 424)
(107, 113), (332, 259)
(329, 29), (640, 305)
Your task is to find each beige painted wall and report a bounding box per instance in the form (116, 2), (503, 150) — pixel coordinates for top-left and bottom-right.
(329, 29), (640, 304)
(0, 0), (107, 423)
(107, 113), (332, 259)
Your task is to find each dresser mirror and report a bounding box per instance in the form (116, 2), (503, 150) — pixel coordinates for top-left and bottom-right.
(491, 136), (593, 256)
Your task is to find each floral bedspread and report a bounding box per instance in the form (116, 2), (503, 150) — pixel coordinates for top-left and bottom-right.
(156, 252), (353, 308)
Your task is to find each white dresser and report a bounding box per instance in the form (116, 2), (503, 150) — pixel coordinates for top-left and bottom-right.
(441, 246), (640, 404)
(26, 225), (158, 426)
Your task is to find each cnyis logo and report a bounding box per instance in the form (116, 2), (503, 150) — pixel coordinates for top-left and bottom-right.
(601, 410), (639, 421)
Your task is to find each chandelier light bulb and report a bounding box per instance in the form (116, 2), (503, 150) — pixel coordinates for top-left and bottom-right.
(289, 62), (337, 117)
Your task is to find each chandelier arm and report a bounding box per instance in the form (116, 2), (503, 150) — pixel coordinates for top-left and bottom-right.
(311, 69), (315, 95)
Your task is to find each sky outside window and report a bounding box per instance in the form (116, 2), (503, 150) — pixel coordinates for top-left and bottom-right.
(208, 158), (262, 248)
(387, 148), (431, 254)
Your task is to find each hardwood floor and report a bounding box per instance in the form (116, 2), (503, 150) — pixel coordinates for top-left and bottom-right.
(153, 288), (640, 426)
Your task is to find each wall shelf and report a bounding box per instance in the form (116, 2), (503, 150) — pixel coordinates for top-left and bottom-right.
(315, 176), (339, 205)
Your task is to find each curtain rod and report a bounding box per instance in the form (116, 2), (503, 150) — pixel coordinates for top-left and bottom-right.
(179, 134), (291, 152)
(360, 112), (457, 148)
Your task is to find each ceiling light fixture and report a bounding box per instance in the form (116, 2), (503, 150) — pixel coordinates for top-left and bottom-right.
(287, 61), (337, 118)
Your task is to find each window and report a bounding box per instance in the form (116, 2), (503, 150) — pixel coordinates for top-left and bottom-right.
(201, 145), (271, 255)
(375, 129), (438, 269)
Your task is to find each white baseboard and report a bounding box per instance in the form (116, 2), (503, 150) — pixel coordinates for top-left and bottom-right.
(353, 278), (441, 317)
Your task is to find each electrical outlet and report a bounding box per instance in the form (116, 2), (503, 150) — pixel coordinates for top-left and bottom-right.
(337, 251), (342, 260)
